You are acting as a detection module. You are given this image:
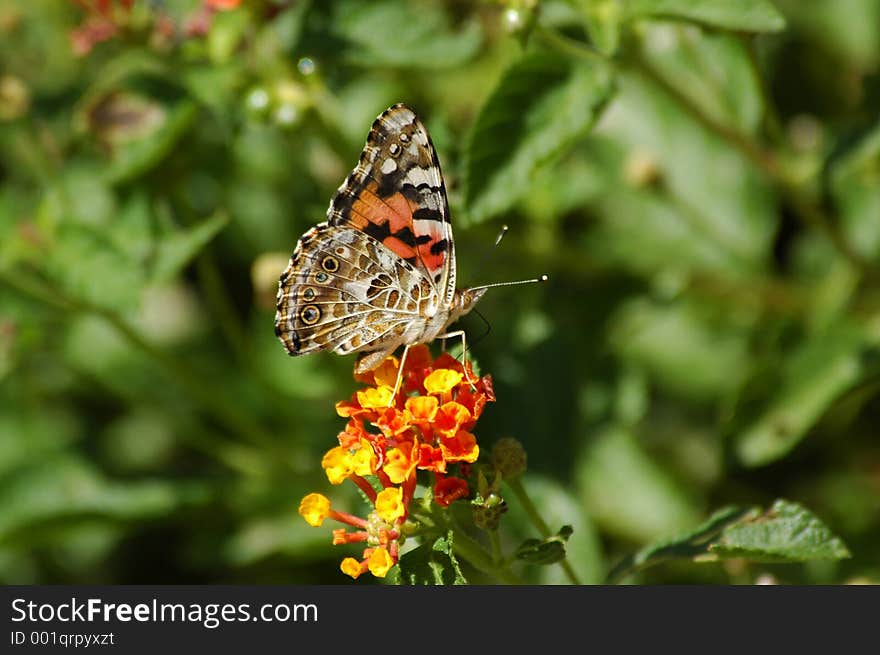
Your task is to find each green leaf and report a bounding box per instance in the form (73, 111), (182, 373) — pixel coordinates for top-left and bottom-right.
(607, 500), (850, 582)
(463, 54), (613, 223)
(831, 121), (880, 262)
(397, 531), (467, 585)
(576, 426), (702, 541)
(515, 525), (573, 565)
(152, 212), (229, 283)
(104, 100), (199, 184)
(710, 500), (851, 562)
(586, 72), (777, 276)
(606, 505), (755, 582)
(626, 0), (786, 33)
(732, 322), (867, 467)
(0, 455), (206, 541)
(574, 0), (624, 55)
(609, 296), (750, 402)
(332, 0), (482, 69)
(636, 23), (765, 134)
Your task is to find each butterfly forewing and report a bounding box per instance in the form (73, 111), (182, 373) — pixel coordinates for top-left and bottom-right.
(275, 103), (475, 370)
(326, 104), (456, 305)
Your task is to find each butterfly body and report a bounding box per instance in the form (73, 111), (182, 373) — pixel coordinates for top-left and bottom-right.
(275, 104), (486, 373)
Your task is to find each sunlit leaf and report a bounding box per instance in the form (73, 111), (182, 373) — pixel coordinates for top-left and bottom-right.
(397, 531), (466, 585)
(626, 0), (786, 33)
(152, 212), (229, 283)
(710, 500), (851, 562)
(464, 53), (613, 223)
(731, 322), (867, 467)
(332, 0), (482, 69)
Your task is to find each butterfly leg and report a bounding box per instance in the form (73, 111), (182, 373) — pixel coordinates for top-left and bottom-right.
(436, 330), (479, 386)
(388, 344), (411, 407)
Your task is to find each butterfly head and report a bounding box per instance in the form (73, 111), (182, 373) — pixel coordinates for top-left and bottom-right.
(454, 287), (489, 320)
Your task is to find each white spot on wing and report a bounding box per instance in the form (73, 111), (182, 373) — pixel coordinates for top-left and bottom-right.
(380, 158), (397, 174)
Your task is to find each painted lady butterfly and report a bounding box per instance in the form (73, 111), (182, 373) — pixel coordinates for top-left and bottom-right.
(275, 103), (541, 389)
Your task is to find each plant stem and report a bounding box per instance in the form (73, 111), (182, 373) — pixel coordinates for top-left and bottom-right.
(506, 477), (582, 585)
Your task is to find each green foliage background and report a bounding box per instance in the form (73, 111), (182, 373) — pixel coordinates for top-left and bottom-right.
(1, 0), (879, 584)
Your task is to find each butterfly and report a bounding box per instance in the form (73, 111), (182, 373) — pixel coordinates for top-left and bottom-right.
(275, 103), (542, 391)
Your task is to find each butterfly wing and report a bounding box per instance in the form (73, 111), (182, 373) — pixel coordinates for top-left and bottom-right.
(275, 223), (435, 365)
(327, 103), (456, 307)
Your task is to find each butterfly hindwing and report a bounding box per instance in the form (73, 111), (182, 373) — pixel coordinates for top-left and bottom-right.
(327, 104), (456, 306)
(275, 223), (434, 359)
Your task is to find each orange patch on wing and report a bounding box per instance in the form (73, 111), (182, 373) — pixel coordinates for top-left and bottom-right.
(385, 193), (413, 232)
(350, 184), (414, 233)
(417, 242), (446, 275)
(383, 236), (417, 260)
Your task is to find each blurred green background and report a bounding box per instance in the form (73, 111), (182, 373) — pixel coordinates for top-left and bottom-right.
(1, 0), (879, 584)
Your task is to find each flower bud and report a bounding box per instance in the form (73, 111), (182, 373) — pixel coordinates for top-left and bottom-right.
(491, 437), (527, 479)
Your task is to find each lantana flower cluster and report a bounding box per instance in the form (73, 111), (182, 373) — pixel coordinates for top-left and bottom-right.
(298, 344), (495, 579)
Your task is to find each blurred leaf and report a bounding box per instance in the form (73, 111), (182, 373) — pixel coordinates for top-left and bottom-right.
(590, 72), (776, 275)
(609, 296), (750, 401)
(152, 211), (228, 283)
(45, 223), (146, 311)
(774, 0), (880, 69)
(831, 121), (880, 262)
(396, 531), (466, 585)
(626, 0), (786, 33)
(268, 0), (311, 53)
(104, 100), (199, 184)
(208, 7), (251, 64)
(576, 426), (702, 542)
(637, 22), (764, 134)
(0, 456), (207, 541)
(576, 0), (623, 55)
(332, 0), (482, 69)
(710, 500), (851, 562)
(464, 54), (613, 223)
(732, 322), (868, 467)
(515, 525), (573, 565)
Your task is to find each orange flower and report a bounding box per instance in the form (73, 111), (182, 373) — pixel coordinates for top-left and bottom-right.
(300, 345), (495, 579)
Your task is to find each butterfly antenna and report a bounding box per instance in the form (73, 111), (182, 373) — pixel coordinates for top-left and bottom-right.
(468, 275), (549, 292)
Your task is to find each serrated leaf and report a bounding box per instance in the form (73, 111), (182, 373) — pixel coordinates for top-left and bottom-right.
(515, 525), (573, 565)
(152, 212), (229, 283)
(732, 322), (867, 467)
(710, 500), (851, 562)
(397, 531), (466, 585)
(608, 500), (850, 581)
(333, 0), (482, 69)
(463, 54), (613, 224)
(606, 505), (756, 582)
(626, 0), (786, 33)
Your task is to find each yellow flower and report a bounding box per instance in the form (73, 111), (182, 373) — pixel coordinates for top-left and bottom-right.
(367, 547), (394, 578)
(423, 369), (463, 395)
(405, 395), (439, 422)
(375, 487), (405, 523)
(321, 446), (351, 485)
(340, 557), (364, 579)
(372, 357), (400, 388)
(356, 385), (394, 408)
(299, 493), (331, 527)
(350, 438), (376, 476)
